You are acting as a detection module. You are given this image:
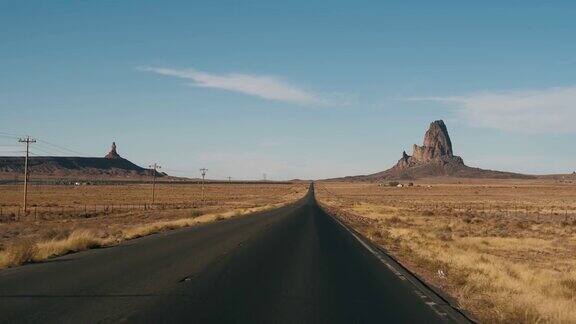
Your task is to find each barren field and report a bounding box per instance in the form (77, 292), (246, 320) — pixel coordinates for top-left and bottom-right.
(0, 182), (308, 269)
(315, 180), (576, 323)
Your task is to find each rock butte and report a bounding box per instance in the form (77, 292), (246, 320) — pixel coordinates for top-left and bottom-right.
(396, 120), (464, 170)
(341, 119), (534, 181)
(0, 142), (163, 180)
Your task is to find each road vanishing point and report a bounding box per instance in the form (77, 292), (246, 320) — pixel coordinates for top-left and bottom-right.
(0, 185), (471, 323)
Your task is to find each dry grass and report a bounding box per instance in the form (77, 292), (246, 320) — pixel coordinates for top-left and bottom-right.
(121, 203), (274, 239)
(0, 183), (307, 269)
(0, 230), (104, 268)
(0, 182), (303, 207)
(35, 230), (103, 260)
(1, 239), (38, 267)
(316, 180), (576, 323)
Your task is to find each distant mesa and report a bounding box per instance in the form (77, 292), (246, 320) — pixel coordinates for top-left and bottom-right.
(0, 142), (167, 181)
(342, 120), (534, 181)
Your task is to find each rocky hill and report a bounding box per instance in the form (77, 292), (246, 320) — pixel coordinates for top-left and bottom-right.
(343, 120), (534, 181)
(0, 142), (166, 180)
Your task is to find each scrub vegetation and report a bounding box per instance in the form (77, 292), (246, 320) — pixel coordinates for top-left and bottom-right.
(316, 180), (576, 323)
(0, 183), (307, 269)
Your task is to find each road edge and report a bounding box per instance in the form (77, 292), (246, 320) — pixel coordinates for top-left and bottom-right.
(0, 191), (308, 271)
(316, 200), (477, 324)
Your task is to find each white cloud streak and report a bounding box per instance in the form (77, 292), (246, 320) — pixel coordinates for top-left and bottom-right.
(139, 66), (323, 105)
(467, 154), (575, 175)
(410, 86), (576, 133)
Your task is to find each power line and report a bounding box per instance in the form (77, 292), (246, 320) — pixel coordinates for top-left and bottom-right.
(1, 132), (86, 156)
(36, 139), (85, 156)
(0, 131), (24, 138)
(0, 150), (24, 154)
(0, 134), (20, 140)
(26, 141), (83, 157)
(30, 146), (60, 156)
(162, 168), (197, 174)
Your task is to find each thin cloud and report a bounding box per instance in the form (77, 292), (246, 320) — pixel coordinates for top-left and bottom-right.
(409, 86), (576, 133)
(138, 66), (323, 105)
(466, 153), (575, 175)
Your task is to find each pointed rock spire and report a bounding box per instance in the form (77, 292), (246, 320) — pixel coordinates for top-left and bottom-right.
(105, 142), (121, 159)
(393, 120), (463, 170)
(412, 120), (454, 162)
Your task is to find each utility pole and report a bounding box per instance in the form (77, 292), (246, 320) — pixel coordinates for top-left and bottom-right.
(19, 136), (36, 215)
(199, 168), (208, 202)
(227, 176), (232, 184)
(149, 163), (161, 204)
(263, 173), (267, 181)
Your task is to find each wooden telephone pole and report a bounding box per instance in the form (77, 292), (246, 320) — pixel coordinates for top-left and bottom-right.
(149, 163), (161, 204)
(199, 168), (208, 203)
(19, 136), (36, 215)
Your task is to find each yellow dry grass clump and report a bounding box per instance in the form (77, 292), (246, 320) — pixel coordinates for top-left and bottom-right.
(35, 230), (102, 260)
(0, 230), (101, 268)
(1, 239), (38, 267)
(121, 203), (274, 240)
(316, 180), (576, 323)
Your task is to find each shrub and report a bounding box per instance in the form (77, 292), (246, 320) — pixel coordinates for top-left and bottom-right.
(3, 240), (38, 267)
(36, 230), (101, 259)
(367, 228), (384, 239)
(386, 216), (402, 224)
(190, 209), (203, 218)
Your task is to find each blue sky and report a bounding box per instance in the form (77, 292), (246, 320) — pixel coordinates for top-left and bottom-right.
(1, 0), (575, 179)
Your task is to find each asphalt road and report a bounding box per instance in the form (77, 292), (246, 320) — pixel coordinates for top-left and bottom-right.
(0, 185), (471, 323)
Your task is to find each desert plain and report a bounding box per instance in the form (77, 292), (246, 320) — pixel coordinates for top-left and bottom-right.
(316, 178), (576, 323)
(2, 177), (576, 322)
(0, 182), (308, 269)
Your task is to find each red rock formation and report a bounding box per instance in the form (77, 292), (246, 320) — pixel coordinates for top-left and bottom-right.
(349, 119), (533, 180)
(396, 120), (463, 169)
(104, 142), (121, 159)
